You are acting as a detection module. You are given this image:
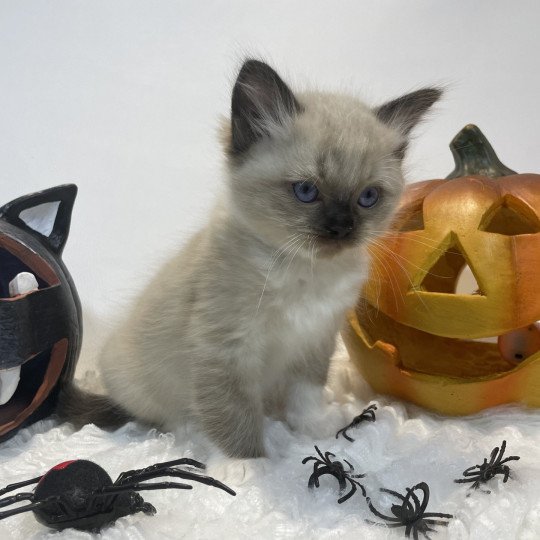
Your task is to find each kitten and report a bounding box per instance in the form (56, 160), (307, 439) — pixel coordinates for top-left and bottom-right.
(63, 60), (441, 458)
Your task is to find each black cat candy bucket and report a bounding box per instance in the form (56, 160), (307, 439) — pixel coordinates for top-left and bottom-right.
(0, 185), (82, 442)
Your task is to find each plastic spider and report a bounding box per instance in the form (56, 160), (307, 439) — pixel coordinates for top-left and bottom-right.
(0, 457), (235, 532)
(335, 404), (377, 442)
(302, 445), (366, 503)
(454, 440), (520, 493)
(366, 482), (452, 540)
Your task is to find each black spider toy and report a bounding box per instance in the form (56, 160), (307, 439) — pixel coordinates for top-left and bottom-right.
(454, 440), (520, 493)
(302, 445), (366, 503)
(335, 404), (377, 442)
(366, 482), (452, 540)
(0, 457), (235, 532)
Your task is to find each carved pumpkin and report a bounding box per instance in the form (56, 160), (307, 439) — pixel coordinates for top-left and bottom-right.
(343, 125), (540, 414)
(0, 185), (81, 442)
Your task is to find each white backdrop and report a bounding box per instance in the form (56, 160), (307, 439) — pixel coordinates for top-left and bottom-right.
(0, 0), (539, 368)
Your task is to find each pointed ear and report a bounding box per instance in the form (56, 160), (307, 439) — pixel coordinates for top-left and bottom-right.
(0, 184), (77, 256)
(230, 59), (302, 155)
(376, 87), (443, 139)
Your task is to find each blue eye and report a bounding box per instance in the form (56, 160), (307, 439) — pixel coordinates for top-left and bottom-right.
(293, 182), (319, 203)
(358, 186), (380, 208)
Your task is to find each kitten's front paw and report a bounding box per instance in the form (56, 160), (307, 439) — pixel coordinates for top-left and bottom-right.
(207, 457), (270, 487)
(287, 402), (348, 439)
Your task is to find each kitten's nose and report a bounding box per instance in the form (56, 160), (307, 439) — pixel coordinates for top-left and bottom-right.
(323, 222), (354, 239)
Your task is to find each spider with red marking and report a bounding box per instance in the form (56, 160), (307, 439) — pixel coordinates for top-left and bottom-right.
(302, 445), (366, 503)
(0, 457), (235, 532)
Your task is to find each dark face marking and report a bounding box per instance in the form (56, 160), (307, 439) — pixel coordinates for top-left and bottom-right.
(317, 201), (356, 240)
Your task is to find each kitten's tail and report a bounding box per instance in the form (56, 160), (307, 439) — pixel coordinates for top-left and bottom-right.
(57, 382), (131, 430)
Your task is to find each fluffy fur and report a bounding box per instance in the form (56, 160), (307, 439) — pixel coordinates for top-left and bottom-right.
(64, 60), (441, 458)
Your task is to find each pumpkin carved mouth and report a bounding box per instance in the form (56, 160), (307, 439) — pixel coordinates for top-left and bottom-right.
(353, 303), (539, 379)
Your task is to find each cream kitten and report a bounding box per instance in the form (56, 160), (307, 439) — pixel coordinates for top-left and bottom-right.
(63, 60), (441, 458)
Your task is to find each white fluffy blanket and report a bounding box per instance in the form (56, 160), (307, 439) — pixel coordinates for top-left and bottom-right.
(1, 348), (539, 540)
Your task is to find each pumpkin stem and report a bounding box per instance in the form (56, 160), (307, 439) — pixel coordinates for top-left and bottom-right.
(446, 124), (516, 179)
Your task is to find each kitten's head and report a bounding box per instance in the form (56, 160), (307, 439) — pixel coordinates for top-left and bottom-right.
(223, 60), (441, 258)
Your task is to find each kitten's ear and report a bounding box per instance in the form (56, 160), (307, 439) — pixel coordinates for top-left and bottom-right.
(0, 184), (77, 256)
(230, 59), (302, 155)
(376, 87), (442, 141)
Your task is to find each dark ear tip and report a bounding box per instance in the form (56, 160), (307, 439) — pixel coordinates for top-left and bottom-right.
(414, 87), (444, 107)
(236, 59), (275, 82)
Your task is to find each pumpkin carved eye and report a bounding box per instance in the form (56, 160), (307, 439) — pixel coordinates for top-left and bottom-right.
(481, 195), (540, 235)
(418, 237), (483, 296)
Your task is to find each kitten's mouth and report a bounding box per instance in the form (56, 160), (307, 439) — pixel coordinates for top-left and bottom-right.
(315, 235), (357, 256)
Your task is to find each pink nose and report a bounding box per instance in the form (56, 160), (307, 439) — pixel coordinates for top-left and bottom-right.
(498, 322), (540, 363)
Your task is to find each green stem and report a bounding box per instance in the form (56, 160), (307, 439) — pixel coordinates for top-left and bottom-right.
(446, 124), (516, 179)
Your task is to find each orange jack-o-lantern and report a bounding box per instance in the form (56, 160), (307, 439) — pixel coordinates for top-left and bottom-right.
(343, 125), (540, 414)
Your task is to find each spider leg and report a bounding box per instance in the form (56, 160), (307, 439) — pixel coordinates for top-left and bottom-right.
(343, 459), (354, 471)
(115, 458), (206, 484)
(454, 477), (479, 483)
(498, 440), (507, 461)
(0, 492), (34, 508)
(0, 476), (42, 497)
(314, 446), (327, 462)
(489, 444), (501, 467)
(423, 512), (453, 520)
(502, 465), (510, 483)
(309, 462), (326, 488)
(337, 481), (357, 504)
(410, 482), (429, 515)
(102, 482), (194, 495)
(308, 465), (333, 489)
(335, 427), (355, 442)
(133, 501), (156, 516)
(323, 451), (336, 464)
(366, 498), (402, 522)
(0, 495), (62, 520)
(423, 523), (437, 533)
(116, 468), (236, 496)
(386, 488), (415, 518)
(301, 456), (321, 465)
(365, 519), (404, 528)
(423, 518), (452, 525)
(499, 456), (520, 465)
(350, 478), (367, 497)
(0, 501), (47, 520)
(380, 487), (407, 502)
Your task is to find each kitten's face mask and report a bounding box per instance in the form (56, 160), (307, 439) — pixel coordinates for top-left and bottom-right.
(225, 60), (441, 258)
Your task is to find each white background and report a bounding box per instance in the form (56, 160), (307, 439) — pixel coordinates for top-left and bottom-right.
(0, 1), (539, 368)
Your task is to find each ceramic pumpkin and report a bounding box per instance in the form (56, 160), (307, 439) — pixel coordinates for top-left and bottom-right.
(343, 125), (540, 414)
(0, 185), (82, 442)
